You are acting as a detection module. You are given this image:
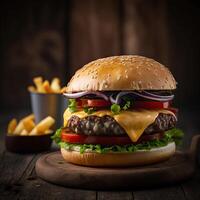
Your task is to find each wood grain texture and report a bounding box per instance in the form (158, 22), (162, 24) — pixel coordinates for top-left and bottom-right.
(122, 0), (169, 63)
(67, 0), (121, 78)
(15, 154), (97, 200)
(97, 191), (133, 200)
(181, 170), (200, 200)
(0, 152), (35, 199)
(0, 0), (66, 110)
(133, 186), (186, 200)
(166, 1), (200, 107)
(35, 146), (197, 190)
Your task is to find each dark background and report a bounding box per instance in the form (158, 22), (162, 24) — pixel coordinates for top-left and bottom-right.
(1, 2), (200, 198)
(0, 0), (200, 111)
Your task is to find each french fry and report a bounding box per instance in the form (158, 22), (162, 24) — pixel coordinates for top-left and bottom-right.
(44, 129), (53, 134)
(13, 114), (35, 135)
(51, 77), (61, 93)
(7, 118), (17, 134)
(28, 86), (36, 93)
(29, 116), (55, 135)
(23, 118), (35, 132)
(7, 114), (54, 136)
(43, 80), (53, 93)
(33, 77), (45, 93)
(29, 76), (64, 93)
(20, 129), (28, 136)
(13, 122), (24, 135)
(61, 86), (67, 93)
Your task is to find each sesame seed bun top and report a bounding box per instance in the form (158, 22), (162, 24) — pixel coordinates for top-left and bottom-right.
(66, 55), (176, 92)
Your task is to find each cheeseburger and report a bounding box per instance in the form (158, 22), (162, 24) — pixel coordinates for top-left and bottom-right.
(52, 55), (183, 167)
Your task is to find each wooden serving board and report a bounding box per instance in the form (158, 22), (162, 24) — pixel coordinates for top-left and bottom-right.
(36, 135), (200, 190)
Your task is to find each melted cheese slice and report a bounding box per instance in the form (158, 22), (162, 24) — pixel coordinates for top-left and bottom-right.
(63, 108), (175, 142)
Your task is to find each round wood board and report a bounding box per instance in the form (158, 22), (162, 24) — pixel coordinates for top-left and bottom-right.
(36, 151), (195, 190)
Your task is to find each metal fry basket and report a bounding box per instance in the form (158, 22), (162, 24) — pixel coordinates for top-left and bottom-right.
(30, 92), (68, 129)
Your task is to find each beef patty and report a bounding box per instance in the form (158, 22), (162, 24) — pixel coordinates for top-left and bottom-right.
(67, 113), (177, 136)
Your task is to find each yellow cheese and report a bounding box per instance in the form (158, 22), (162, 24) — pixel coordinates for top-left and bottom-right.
(63, 108), (175, 142)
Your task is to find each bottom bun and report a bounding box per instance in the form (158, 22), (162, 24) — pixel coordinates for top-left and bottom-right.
(61, 142), (176, 167)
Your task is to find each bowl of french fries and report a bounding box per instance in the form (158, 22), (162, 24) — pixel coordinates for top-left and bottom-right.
(28, 77), (67, 129)
(6, 114), (55, 153)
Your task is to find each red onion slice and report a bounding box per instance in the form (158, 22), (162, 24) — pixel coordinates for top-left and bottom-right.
(143, 91), (174, 100)
(109, 91), (174, 104)
(63, 91), (174, 104)
(63, 91), (109, 101)
(131, 91), (174, 102)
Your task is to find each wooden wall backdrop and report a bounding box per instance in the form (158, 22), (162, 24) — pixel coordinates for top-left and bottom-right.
(0, 0), (200, 110)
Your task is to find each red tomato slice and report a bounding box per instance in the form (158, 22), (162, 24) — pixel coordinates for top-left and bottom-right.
(134, 101), (170, 109)
(61, 131), (132, 145)
(76, 99), (87, 107)
(61, 130), (164, 145)
(77, 99), (111, 108)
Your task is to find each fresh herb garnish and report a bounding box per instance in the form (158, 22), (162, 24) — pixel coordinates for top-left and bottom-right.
(123, 100), (131, 110)
(111, 99), (132, 114)
(68, 99), (77, 113)
(110, 96), (133, 114)
(122, 97), (132, 110)
(111, 104), (121, 114)
(83, 107), (96, 114)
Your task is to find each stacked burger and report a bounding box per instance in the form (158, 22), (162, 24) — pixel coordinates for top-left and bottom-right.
(53, 55), (183, 167)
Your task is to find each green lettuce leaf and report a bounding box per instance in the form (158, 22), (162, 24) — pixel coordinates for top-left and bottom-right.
(165, 128), (184, 145)
(68, 99), (77, 113)
(51, 128), (62, 143)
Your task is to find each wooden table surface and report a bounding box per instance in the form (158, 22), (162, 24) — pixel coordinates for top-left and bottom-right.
(0, 108), (200, 200)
